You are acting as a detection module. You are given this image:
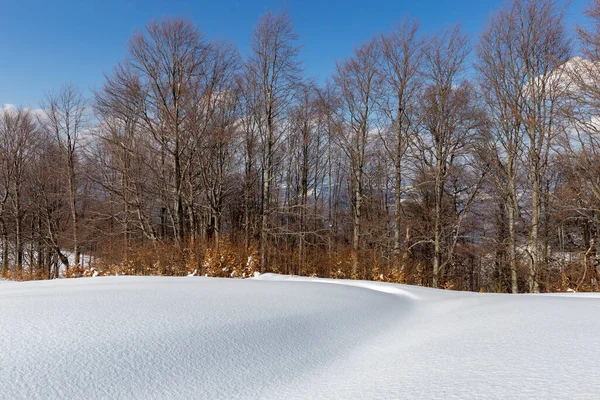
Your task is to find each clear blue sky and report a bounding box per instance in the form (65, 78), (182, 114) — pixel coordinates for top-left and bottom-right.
(0, 0), (590, 107)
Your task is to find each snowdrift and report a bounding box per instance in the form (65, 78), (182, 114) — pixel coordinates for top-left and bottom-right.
(0, 275), (599, 399)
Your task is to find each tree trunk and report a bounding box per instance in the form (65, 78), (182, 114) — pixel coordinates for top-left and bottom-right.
(68, 157), (79, 269)
(1, 221), (7, 275)
(14, 185), (23, 272)
(529, 170), (541, 293)
(507, 178), (519, 294)
(352, 171), (361, 277)
(260, 114), (273, 273)
(393, 133), (403, 271)
(433, 163), (444, 288)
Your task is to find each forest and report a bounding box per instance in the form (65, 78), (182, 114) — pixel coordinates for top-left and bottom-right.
(2, 0), (600, 293)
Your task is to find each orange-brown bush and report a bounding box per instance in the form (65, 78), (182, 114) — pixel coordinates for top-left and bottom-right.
(1, 269), (50, 281)
(202, 241), (259, 278)
(4, 235), (596, 295)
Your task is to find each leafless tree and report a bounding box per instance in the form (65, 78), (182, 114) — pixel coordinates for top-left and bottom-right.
(41, 83), (87, 270)
(127, 18), (211, 242)
(379, 19), (422, 270)
(334, 38), (381, 276)
(417, 26), (484, 287)
(246, 11), (302, 271)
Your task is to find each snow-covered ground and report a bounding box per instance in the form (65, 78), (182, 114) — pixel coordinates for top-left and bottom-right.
(0, 275), (599, 399)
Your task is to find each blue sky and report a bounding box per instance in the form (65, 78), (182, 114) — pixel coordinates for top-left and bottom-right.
(0, 0), (590, 107)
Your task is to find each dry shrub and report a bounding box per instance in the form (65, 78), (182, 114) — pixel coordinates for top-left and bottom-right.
(83, 240), (198, 277)
(327, 251), (355, 280)
(2, 269), (48, 281)
(66, 238), (260, 279)
(203, 241), (259, 278)
(369, 265), (406, 284)
(555, 261), (600, 292)
(64, 266), (86, 278)
(48, 236), (596, 293)
(443, 281), (455, 290)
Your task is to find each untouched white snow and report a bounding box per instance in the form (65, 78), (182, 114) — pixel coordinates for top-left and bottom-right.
(1, 275), (599, 399)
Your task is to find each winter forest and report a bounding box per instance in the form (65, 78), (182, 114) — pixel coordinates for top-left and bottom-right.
(3, 0), (600, 294)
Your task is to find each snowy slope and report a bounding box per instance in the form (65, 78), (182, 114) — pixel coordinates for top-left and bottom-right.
(0, 275), (599, 399)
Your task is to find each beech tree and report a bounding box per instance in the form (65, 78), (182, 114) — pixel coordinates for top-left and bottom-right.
(416, 26), (485, 287)
(379, 19), (422, 271)
(41, 83), (87, 270)
(334, 38), (381, 276)
(0, 108), (39, 272)
(246, 11), (302, 271)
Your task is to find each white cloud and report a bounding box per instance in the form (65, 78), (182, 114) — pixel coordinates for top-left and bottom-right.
(1, 103), (47, 121)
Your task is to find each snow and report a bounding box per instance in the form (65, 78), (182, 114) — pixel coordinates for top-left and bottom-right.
(0, 275), (599, 399)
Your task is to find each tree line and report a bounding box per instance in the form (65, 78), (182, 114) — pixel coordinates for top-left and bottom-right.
(2, 0), (600, 293)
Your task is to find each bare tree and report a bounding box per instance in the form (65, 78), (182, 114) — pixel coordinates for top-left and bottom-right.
(477, 5), (528, 293)
(41, 83), (87, 270)
(559, 0), (600, 290)
(194, 42), (241, 248)
(379, 19), (422, 271)
(7, 110), (39, 271)
(418, 26), (483, 287)
(334, 38), (381, 276)
(246, 11), (302, 271)
(127, 18), (211, 242)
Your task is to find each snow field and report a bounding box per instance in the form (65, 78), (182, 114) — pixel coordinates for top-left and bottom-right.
(0, 275), (599, 399)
